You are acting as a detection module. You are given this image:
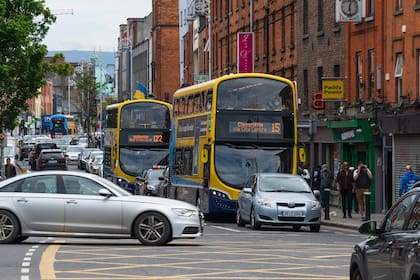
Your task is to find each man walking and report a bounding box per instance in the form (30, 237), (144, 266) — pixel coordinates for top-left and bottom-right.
(336, 162), (354, 218)
(399, 165), (419, 196)
(5, 157), (17, 179)
(320, 164), (333, 208)
(353, 161), (372, 221)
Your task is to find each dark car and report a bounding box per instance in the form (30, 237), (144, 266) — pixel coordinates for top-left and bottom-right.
(29, 142), (58, 170)
(35, 149), (67, 170)
(19, 142), (35, 160)
(138, 168), (166, 196)
(350, 187), (420, 280)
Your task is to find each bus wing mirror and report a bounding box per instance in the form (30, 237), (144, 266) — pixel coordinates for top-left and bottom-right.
(200, 149), (208, 163)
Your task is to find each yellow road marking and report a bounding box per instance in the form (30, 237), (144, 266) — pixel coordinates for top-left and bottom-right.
(39, 241), (65, 280)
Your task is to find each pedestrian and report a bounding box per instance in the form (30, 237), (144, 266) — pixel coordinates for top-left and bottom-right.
(353, 161), (373, 221)
(311, 165), (321, 191)
(349, 166), (359, 213)
(301, 165), (311, 185)
(399, 165), (419, 196)
(336, 162), (354, 218)
(4, 157), (17, 179)
(320, 164), (333, 208)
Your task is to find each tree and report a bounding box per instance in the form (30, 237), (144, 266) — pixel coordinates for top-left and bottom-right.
(0, 0), (55, 131)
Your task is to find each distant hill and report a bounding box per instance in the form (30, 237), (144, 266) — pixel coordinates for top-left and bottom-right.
(47, 50), (115, 74)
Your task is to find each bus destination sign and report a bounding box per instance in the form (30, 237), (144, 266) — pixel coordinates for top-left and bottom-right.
(127, 134), (163, 143)
(229, 121), (281, 134)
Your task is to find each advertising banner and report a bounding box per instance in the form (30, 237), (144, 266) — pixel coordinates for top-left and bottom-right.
(237, 32), (254, 73)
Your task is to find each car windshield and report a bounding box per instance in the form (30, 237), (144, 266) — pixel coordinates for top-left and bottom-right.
(93, 156), (103, 163)
(42, 152), (63, 159)
(120, 148), (168, 177)
(259, 176), (311, 193)
(148, 169), (164, 180)
(67, 146), (83, 153)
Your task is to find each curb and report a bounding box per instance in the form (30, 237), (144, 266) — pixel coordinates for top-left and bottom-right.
(321, 220), (359, 231)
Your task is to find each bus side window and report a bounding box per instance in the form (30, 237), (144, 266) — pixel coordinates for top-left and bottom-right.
(174, 99), (179, 115)
(188, 96), (194, 114)
(180, 97), (185, 115)
(200, 92), (205, 112)
(206, 90), (213, 111)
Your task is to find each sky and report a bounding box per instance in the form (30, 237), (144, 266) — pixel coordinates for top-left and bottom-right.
(43, 0), (152, 52)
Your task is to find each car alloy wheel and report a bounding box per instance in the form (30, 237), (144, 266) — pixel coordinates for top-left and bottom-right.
(0, 210), (19, 244)
(250, 208), (261, 230)
(134, 212), (172, 245)
(236, 207), (245, 227)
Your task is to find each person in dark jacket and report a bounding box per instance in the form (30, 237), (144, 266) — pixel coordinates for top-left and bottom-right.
(5, 157), (16, 179)
(336, 162), (354, 218)
(320, 164), (333, 208)
(353, 161), (373, 220)
(399, 165), (419, 196)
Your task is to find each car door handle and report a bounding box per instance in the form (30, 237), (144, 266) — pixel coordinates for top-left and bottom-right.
(17, 198), (28, 203)
(66, 200), (78, 205)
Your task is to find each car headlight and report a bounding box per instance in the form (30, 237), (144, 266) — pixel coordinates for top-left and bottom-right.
(146, 184), (156, 191)
(172, 208), (198, 217)
(311, 200), (321, 209)
(256, 198), (272, 208)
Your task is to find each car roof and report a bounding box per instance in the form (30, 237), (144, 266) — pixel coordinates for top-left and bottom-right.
(40, 149), (63, 153)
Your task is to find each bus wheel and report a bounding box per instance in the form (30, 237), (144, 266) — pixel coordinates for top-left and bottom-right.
(133, 212), (172, 245)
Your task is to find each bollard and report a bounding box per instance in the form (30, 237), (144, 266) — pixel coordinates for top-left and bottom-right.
(324, 188), (330, 220)
(364, 192), (371, 221)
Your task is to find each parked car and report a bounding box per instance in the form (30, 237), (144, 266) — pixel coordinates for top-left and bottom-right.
(85, 151), (103, 173)
(0, 171), (203, 245)
(77, 148), (99, 170)
(29, 142), (58, 170)
(19, 142), (35, 161)
(65, 145), (83, 164)
(349, 187), (420, 280)
(35, 149), (67, 171)
(138, 167), (166, 196)
(89, 154), (103, 176)
(236, 173), (322, 231)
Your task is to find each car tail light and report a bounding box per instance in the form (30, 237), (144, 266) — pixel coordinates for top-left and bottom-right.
(40, 158), (47, 163)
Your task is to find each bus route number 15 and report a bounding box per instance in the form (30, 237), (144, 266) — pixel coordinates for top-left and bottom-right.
(271, 123), (281, 133)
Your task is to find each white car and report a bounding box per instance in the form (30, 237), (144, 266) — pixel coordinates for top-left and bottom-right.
(0, 171), (203, 245)
(65, 145), (83, 163)
(85, 151), (103, 173)
(88, 154), (103, 175)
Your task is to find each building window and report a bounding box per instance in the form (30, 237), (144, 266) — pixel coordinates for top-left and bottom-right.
(356, 52), (363, 101)
(317, 66), (323, 91)
(334, 65), (340, 77)
(396, 0), (403, 11)
(303, 0), (308, 35)
(367, 0), (374, 17)
(317, 0), (324, 33)
(417, 50), (420, 99)
(368, 49), (375, 100)
(303, 69), (309, 110)
(395, 53), (403, 103)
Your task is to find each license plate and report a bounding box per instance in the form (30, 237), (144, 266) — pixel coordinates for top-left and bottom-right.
(49, 160), (57, 163)
(279, 210), (305, 217)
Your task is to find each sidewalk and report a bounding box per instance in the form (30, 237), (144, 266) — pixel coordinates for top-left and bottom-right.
(321, 206), (386, 230)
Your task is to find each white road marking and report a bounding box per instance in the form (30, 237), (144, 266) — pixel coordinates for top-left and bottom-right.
(211, 225), (242, 232)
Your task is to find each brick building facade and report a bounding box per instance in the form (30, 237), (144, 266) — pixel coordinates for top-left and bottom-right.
(152, 0), (180, 102)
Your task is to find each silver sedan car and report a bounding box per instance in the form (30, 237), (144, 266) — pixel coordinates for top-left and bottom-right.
(0, 171), (203, 245)
(236, 173), (322, 232)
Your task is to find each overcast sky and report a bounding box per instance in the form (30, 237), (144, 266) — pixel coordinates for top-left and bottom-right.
(43, 0), (152, 52)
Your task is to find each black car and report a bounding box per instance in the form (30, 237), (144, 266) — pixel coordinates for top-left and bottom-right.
(19, 143), (34, 160)
(35, 149), (67, 171)
(29, 142), (58, 170)
(350, 187), (420, 280)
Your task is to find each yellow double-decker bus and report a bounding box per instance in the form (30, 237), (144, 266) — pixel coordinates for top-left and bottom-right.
(103, 99), (172, 191)
(168, 73), (298, 215)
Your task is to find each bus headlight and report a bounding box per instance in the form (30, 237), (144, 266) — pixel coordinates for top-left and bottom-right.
(211, 190), (229, 199)
(116, 177), (129, 187)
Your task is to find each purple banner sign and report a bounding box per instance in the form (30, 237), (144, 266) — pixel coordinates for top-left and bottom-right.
(237, 32), (254, 73)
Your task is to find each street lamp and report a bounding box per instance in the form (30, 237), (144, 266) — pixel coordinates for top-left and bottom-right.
(119, 38), (133, 100)
(67, 75), (76, 115)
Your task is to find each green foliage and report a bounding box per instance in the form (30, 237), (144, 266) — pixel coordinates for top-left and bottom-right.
(0, 0), (55, 131)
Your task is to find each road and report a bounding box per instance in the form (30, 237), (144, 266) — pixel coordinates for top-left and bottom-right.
(5, 161), (363, 280)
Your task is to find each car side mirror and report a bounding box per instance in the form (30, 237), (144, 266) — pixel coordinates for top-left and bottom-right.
(99, 188), (112, 197)
(243, 187), (252, 194)
(359, 221), (377, 235)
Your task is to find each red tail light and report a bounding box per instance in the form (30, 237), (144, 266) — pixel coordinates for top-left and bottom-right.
(40, 158), (47, 163)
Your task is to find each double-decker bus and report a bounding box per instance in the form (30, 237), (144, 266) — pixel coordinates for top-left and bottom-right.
(168, 73), (298, 215)
(103, 99), (172, 191)
(65, 115), (76, 135)
(50, 114), (69, 138)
